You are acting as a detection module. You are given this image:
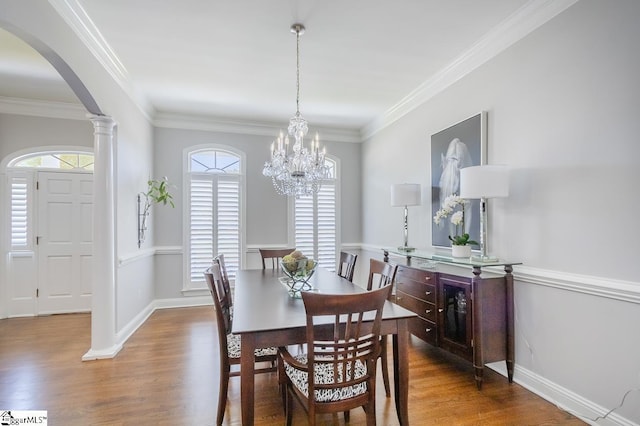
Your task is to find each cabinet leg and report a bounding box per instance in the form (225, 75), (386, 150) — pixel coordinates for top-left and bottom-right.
(474, 365), (484, 390)
(505, 265), (515, 384)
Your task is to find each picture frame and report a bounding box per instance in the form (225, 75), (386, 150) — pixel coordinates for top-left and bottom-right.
(430, 111), (487, 249)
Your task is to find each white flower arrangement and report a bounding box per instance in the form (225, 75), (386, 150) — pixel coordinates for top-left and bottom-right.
(433, 194), (478, 247)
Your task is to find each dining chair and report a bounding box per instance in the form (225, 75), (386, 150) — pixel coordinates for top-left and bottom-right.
(336, 251), (358, 282)
(213, 253), (232, 307)
(278, 285), (392, 426)
(204, 264), (278, 426)
(366, 258), (398, 398)
(259, 247), (295, 270)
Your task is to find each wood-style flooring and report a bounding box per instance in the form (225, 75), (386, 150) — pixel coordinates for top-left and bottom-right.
(0, 307), (585, 425)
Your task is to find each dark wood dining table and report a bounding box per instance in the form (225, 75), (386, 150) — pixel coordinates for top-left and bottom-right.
(232, 267), (417, 425)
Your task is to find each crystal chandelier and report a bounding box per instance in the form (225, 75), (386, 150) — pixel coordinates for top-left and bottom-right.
(262, 23), (330, 198)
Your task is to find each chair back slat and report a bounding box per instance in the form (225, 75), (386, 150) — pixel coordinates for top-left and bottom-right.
(213, 253), (232, 307)
(204, 264), (232, 336)
(337, 251), (358, 282)
(366, 258), (398, 291)
(259, 248), (295, 270)
(301, 286), (391, 399)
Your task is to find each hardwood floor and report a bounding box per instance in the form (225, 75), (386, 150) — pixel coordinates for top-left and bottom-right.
(0, 307), (584, 425)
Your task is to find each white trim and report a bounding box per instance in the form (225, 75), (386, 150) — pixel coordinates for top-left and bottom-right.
(154, 111), (361, 143)
(486, 362), (638, 426)
(81, 343), (123, 361)
(361, 0), (580, 139)
(0, 96), (86, 120)
(117, 245), (182, 266)
(49, 0), (153, 122)
(513, 265), (640, 305)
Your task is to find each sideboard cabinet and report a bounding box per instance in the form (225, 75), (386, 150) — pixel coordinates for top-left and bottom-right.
(385, 249), (520, 389)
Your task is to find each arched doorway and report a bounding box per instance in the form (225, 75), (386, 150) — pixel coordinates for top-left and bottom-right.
(0, 19), (118, 359)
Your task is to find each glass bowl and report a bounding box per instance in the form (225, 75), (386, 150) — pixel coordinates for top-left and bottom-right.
(280, 258), (317, 297)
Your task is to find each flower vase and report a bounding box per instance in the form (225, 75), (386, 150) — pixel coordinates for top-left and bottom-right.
(451, 244), (471, 258)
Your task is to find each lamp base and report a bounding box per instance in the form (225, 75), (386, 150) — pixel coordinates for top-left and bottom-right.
(398, 246), (415, 252)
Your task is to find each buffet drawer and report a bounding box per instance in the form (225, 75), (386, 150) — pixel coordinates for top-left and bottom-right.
(395, 292), (437, 322)
(408, 316), (437, 345)
(396, 265), (436, 283)
(396, 278), (436, 304)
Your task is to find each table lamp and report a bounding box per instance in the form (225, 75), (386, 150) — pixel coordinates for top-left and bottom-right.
(459, 165), (509, 261)
(390, 183), (421, 252)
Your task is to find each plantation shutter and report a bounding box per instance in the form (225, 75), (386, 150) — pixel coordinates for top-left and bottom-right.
(10, 175), (31, 250)
(293, 180), (336, 272)
(216, 178), (240, 279)
(189, 177), (214, 282)
(316, 183), (336, 270)
(188, 172), (241, 286)
(294, 195), (315, 260)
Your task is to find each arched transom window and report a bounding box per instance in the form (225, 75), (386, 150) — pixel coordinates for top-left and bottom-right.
(10, 152), (94, 170)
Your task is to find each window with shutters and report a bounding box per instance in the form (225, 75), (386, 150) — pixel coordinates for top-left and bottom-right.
(185, 146), (244, 291)
(291, 158), (339, 272)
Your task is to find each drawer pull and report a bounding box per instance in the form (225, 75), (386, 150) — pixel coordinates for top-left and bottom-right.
(438, 308), (444, 313)
(424, 276), (431, 281)
(425, 309), (432, 314)
(425, 291), (432, 296)
(425, 328), (432, 333)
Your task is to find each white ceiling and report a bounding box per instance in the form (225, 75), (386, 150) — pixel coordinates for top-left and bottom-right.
(0, 0), (572, 134)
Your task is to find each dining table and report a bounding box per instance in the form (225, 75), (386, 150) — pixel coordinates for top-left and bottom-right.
(232, 267), (417, 425)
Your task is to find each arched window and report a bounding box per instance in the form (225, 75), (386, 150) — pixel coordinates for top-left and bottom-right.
(291, 157), (339, 271)
(9, 152), (94, 170)
(185, 146), (244, 291)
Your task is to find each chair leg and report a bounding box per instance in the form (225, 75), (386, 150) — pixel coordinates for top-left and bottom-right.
(380, 336), (391, 397)
(364, 402), (376, 426)
(277, 355), (287, 414)
(216, 366), (230, 426)
(285, 386), (294, 426)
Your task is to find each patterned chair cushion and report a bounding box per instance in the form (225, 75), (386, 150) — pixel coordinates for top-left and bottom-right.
(226, 333), (277, 358)
(283, 354), (368, 402)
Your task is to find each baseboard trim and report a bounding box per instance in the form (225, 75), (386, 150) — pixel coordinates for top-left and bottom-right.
(486, 363), (637, 426)
(82, 344), (123, 361)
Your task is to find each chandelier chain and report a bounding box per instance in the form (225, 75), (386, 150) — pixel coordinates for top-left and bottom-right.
(262, 23), (330, 198)
(296, 27), (301, 115)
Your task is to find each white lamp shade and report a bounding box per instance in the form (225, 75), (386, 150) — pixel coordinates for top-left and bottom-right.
(391, 183), (421, 206)
(459, 165), (509, 199)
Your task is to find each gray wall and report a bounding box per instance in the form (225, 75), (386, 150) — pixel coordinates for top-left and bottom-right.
(0, 114), (93, 162)
(362, 1), (640, 424)
(152, 125), (361, 298)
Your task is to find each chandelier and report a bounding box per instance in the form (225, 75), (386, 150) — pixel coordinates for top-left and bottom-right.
(262, 23), (330, 198)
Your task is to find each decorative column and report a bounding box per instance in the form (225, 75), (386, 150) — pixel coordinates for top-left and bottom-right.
(82, 115), (121, 360)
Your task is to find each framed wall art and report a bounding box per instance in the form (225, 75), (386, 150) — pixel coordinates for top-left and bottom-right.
(430, 111), (486, 248)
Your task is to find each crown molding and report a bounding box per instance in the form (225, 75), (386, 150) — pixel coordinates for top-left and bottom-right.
(361, 0), (580, 139)
(48, 0), (153, 121)
(0, 96), (87, 120)
(153, 111), (362, 143)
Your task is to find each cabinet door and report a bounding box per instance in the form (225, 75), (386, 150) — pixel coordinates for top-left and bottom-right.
(438, 274), (473, 360)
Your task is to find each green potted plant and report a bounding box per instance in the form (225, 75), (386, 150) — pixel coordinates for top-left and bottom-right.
(433, 194), (478, 257)
(138, 177), (175, 247)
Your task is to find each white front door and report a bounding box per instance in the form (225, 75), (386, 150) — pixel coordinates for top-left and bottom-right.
(37, 171), (93, 314)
